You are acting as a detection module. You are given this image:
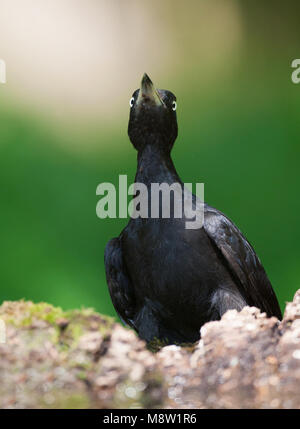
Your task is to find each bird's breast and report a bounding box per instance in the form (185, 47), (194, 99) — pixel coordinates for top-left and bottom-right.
(122, 218), (227, 315)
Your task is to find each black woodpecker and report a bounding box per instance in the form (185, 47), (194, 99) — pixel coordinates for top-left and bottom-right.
(104, 74), (282, 345)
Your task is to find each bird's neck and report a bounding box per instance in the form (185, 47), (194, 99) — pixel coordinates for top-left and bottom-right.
(135, 144), (181, 186)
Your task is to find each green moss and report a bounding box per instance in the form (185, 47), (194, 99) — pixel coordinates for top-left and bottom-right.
(0, 300), (64, 327)
(31, 302), (65, 324)
(63, 323), (84, 347)
(147, 337), (170, 353)
(0, 300), (114, 332)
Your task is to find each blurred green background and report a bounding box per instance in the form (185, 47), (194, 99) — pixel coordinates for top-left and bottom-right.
(0, 0), (299, 317)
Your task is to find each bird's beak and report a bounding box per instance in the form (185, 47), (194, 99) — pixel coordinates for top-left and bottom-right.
(136, 73), (164, 107)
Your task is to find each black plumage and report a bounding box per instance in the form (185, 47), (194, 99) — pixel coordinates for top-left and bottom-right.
(105, 74), (282, 345)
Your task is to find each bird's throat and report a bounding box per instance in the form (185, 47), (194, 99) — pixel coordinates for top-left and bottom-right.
(135, 144), (180, 186)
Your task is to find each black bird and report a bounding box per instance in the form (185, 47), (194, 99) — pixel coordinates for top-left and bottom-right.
(105, 73), (282, 345)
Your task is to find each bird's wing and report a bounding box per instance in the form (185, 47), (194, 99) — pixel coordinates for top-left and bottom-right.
(104, 237), (136, 328)
(204, 206), (282, 319)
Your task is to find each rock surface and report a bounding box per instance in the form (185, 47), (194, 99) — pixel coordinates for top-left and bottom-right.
(0, 292), (300, 409)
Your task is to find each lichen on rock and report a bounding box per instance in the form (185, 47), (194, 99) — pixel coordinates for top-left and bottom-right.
(0, 292), (300, 409)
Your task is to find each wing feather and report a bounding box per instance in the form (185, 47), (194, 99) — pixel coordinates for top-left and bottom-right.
(204, 206), (282, 319)
(104, 237), (136, 327)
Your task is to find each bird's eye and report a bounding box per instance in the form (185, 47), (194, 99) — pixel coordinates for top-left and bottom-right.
(172, 101), (177, 111)
(129, 97), (135, 107)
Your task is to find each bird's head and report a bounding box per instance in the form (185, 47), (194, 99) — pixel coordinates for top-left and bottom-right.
(128, 73), (178, 153)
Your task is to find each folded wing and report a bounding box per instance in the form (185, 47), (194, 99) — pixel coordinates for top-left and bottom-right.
(204, 206), (282, 319)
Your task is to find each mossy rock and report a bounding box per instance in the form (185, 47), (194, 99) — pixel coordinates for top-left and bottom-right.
(0, 300), (166, 409)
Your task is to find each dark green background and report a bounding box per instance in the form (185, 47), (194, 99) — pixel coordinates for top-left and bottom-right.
(1, 1), (299, 317)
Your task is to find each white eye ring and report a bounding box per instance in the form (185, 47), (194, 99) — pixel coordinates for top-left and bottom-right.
(172, 101), (177, 111)
(129, 97), (134, 107)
